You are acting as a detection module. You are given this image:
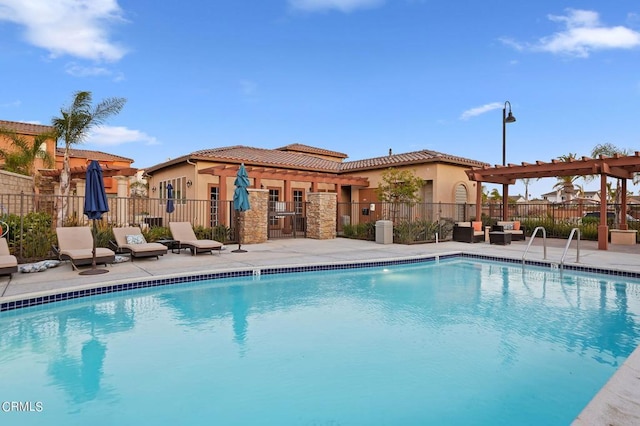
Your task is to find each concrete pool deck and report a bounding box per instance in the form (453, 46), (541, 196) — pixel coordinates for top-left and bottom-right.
(1, 236), (639, 425)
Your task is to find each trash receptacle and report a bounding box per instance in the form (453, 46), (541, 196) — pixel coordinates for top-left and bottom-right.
(375, 220), (393, 244)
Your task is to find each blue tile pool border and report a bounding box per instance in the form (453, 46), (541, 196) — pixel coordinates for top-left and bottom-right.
(3, 252), (640, 313)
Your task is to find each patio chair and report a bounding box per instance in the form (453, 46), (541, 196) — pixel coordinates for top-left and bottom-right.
(0, 237), (18, 276)
(111, 227), (168, 260)
(55, 227), (116, 270)
(169, 222), (223, 255)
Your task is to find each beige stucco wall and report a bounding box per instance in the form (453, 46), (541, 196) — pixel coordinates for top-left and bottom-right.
(343, 162), (478, 204)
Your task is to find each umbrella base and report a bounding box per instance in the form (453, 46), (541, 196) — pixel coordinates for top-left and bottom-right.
(232, 249), (248, 253)
(79, 268), (109, 275)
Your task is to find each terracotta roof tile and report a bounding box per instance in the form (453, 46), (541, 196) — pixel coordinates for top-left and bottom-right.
(0, 120), (54, 135)
(340, 149), (489, 171)
(55, 148), (134, 163)
(192, 146), (341, 172)
(276, 143), (348, 159)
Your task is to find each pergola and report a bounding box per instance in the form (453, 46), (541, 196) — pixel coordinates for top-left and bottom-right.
(465, 153), (640, 250)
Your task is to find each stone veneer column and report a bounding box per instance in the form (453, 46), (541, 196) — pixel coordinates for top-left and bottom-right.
(306, 192), (337, 240)
(240, 189), (268, 244)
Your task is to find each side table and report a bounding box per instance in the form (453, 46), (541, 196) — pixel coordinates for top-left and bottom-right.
(157, 239), (181, 254)
(489, 232), (511, 245)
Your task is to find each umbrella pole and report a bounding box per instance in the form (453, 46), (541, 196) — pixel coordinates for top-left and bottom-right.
(79, 219), (109, 275)
(232, 211), (247, 253)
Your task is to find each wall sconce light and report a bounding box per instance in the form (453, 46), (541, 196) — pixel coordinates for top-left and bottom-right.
(151, 186), (157, 192)
(186, 180), (193, 188)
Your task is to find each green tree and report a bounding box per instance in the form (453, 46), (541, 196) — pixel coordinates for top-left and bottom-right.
(375, 168), (423, 222)
(0, 128), (55, 193)
(489, 188), (501, 201)
(589, 143), (635, 212)
(52, 91), (126, 223)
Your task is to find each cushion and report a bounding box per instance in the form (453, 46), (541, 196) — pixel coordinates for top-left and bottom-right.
(18, 259), (60, 273)
(113, 255), (130, 263)
(513, 221), (521, 231)
(456, 222), (471, 227)
(502, 223), (514, 230)
(472, 221), (482, 232)
(126, 234), (147, 245)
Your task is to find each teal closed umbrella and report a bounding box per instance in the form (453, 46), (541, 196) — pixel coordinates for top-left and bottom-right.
(232, 164), (250, 253)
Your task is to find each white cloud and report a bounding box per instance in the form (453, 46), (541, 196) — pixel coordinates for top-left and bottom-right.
(88, 126), (158, 146)
(460, 102), (502, 121)
(289, 0), (384, 13)
(0, 0), (127, 61)
(0, 100), (21, 108)
(64, 63), (126, 82)
(504, 9), (640, 58)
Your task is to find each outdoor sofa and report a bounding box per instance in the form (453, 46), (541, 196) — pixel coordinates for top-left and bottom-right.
(491, 221), (526, 241)
(452, 221), (484, 243)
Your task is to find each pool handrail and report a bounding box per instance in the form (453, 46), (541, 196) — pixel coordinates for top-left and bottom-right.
(522, 226), (547, 264)
(560, 227), (580, 268)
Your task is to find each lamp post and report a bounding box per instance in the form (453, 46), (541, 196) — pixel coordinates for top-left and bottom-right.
(502, 101), (516, 221)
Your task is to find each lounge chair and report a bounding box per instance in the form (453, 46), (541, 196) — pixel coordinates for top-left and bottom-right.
(55, 227), (116, 270)
(111, 227), (168, 260)
(169, 222), (223, 255)
(0, 237), (18, 276)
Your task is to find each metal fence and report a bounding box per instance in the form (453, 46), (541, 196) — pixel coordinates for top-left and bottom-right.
(0, 192), (238, 230)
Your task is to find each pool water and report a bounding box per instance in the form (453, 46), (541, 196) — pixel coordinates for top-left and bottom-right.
(1, 259), (639, 425)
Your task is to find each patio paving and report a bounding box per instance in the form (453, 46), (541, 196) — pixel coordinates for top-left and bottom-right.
(1, 236), (639, 425)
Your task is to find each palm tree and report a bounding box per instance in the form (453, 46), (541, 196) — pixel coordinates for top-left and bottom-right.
(520, 178), (531, 201)
(52, 91), (126, 223)
(0, 128), (55, 193)
(554, 153), (580, 201)
(489, 188), (501, 201)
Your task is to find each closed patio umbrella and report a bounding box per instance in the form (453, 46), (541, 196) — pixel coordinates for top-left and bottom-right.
(81, 160), (109, 275)
(232, 163), (251, 253)
(166, 183), (175, 222)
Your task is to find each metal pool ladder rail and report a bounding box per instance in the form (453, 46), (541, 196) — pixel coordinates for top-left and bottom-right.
(560, 227), (580, 268)
(522, 226), (547, 264)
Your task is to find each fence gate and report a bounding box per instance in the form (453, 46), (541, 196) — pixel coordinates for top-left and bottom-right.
(268, 201), (307, 239)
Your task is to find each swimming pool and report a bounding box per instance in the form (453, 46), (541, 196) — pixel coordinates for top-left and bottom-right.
(1, 258), (639, 425)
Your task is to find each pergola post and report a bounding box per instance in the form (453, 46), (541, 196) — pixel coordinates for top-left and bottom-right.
(475, 183), (482, 222)
(598, 174), (608, 250)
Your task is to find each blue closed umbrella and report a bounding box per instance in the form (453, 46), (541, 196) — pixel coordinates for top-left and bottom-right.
(232, 164), (250, 253)
(81, 160), (109, 275)
(166, 183), (175, 214)
(84, 161), (109, 220)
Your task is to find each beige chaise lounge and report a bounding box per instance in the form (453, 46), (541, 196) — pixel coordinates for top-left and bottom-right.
(169, 222), (223, 255)
(111, 227), (168, 260)
(0, 237), (18, 276)
(55, 227), (116, 270)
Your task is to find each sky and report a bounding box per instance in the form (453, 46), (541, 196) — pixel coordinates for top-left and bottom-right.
(0, 0), (639, 199)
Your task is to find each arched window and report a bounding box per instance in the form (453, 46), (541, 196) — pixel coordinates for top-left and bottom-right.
(455, 184), (468, 221)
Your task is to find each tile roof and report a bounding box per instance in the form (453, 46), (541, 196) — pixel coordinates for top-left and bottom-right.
(56, 148), (134, 163)
(191, 145), (342, 172)
(0, 120), (54, 135)
(340, 149), (488, 171)
(276, 143), (348, 159)
(147, 145), (488, 175)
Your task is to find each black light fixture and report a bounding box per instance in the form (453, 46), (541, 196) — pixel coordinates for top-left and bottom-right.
(186, 180), (193, 188)
(502, 101), (516, 221)
(151, 186), (157, 192)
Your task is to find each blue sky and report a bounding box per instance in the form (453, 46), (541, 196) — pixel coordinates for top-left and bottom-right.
(1, 0), (639, 198)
